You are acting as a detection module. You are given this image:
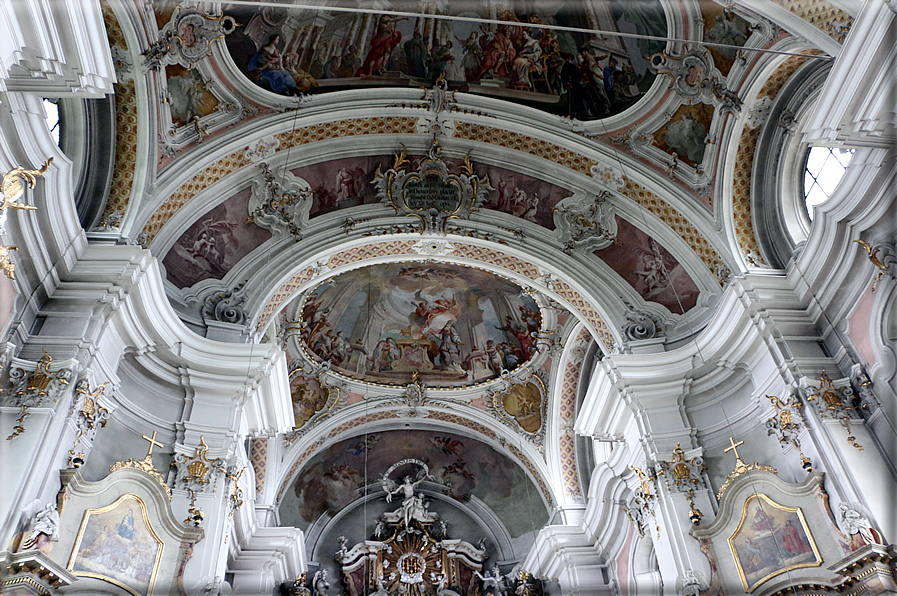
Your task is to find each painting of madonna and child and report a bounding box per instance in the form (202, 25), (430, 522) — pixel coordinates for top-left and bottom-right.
(294, 263), (541, 386)
(68, 496), (162, 596)
(729, 494), (822, 592)
(223, 0), (667, 119)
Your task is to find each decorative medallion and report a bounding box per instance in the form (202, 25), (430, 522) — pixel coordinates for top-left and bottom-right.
(374, 140), (492, 234)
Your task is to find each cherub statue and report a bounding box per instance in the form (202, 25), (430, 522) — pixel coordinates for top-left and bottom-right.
(335, 535), (348, 561)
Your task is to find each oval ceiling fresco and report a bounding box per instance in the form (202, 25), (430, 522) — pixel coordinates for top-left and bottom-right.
(223, 0), (667, 120)
(293, 262), (541, 387)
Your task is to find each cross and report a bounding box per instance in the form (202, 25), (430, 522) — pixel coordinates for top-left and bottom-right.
(141, 431), (164, 458)
(724, 437), (744, 461)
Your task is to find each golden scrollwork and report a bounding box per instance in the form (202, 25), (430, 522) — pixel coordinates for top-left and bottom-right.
(808, 369), (864, 450)
(1, 159), (52, 211)
(657, 442), (707, 491)
(855, 240), (896, 291)
(109, 431), (171, 498)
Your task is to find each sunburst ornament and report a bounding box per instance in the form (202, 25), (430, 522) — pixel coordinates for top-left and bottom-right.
(380, 522), (443, 595)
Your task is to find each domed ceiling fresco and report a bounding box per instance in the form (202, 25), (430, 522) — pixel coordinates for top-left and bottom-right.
(292, 262), (541, 386)
(223, 0), (667, 119)
(279, 429), (549, 537)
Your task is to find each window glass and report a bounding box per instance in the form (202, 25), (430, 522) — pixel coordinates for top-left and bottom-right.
(804, 147), (854, 219)
(42, 99), (60, 145)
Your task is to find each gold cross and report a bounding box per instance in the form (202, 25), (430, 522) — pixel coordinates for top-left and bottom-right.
(724, 437), (744, 460)
(141, 431), (164, 457)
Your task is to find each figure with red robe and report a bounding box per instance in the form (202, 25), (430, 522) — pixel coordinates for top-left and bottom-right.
(752, 506), (775, 532)
(477, 27), (515, 78)
(356, 14), (407, 76)
(781, 519), (813, 556)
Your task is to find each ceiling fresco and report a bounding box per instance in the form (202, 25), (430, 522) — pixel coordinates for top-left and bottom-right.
(594, 217), (700, 312)
(222, 0), (667, 119)
(162, 187), (271, 288)
(699, 3), (752, 76)
(292, 262), (541, 386)
(279, 429), (550, 537)
(653, 102), (716, 167)
(289, 153), (575, 228)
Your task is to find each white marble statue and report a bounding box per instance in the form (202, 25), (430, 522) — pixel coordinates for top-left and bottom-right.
(18, 502), (60, 552)
(380, 462), (437, 527)
(475, 563), (513, 596)
(839, 502), (882, 545)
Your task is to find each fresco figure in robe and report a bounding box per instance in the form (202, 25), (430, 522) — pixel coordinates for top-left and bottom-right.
(356, 14), (408, 76)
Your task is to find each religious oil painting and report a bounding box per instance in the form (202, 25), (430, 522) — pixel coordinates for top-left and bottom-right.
(164, 187), (272, 288)
(222, 0), (667, 120)
(67, 494), (163, 596)
(295, 262), (541, 387)
(728, 493), (822, 592)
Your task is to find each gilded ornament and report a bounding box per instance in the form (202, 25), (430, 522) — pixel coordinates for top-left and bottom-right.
(0, 245), (17, 279)
(657, 442), (707, 491)
(1, 159), (52, 211)
(717, 437), (777, 499)
(68, 379), (110, 467)
(109, 431), (171, 498)
(374, 138), (492, 234)
(807, 370), (864, 450)
(854, 240), (896, 291)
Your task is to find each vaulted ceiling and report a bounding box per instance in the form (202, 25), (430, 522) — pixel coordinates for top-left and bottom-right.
(78, 0), (857, 564)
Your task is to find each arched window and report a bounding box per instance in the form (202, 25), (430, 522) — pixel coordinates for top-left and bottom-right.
(803, 147), (854, 220)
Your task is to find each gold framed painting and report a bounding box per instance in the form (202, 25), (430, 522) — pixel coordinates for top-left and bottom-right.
(728, 493), (822, 592)
(67, 494), (163, 596)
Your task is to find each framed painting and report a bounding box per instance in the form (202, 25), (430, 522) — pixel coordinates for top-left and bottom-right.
(728, 493), (822, 592)
(67, 494), (163, 596)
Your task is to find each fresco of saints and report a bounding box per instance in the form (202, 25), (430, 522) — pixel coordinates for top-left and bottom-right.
(438, 321), (464, 372)
(376, 338), (400, 372)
